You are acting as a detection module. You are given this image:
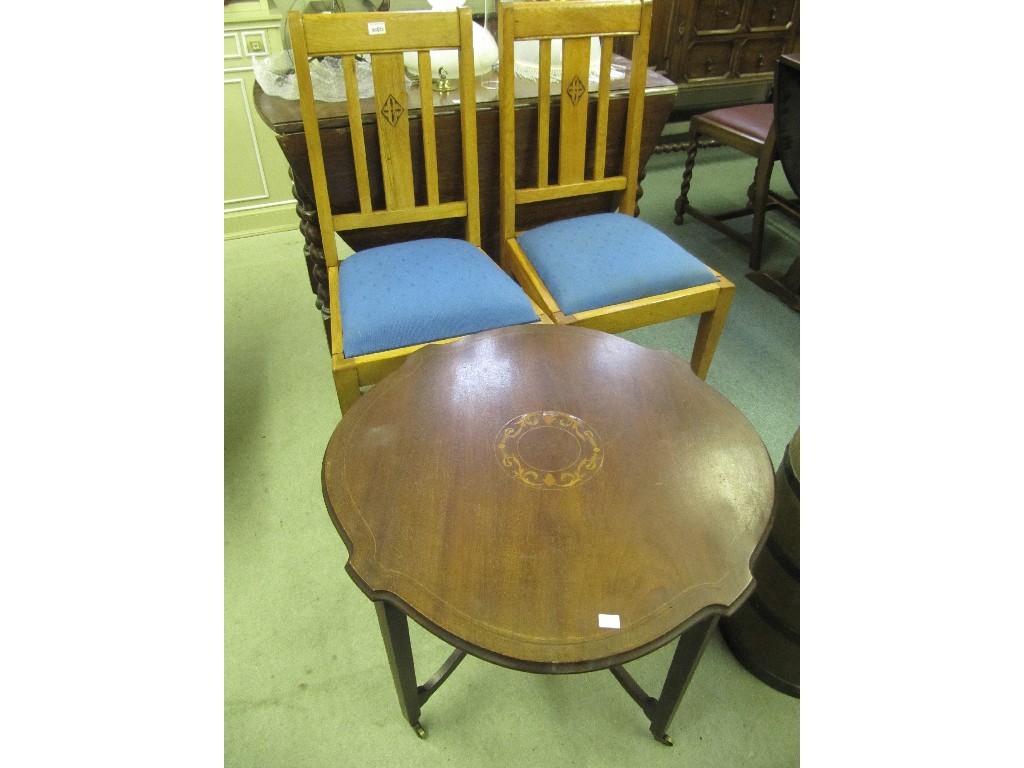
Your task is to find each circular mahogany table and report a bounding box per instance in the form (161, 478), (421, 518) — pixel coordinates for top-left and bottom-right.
(321, 324), (775, 744)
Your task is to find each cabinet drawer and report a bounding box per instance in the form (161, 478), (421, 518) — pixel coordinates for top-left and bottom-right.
(735, 37), (785, 77)
(681, 40), (735, 82)
(691, 0), (744, 35)
(747, 0), (797, 31)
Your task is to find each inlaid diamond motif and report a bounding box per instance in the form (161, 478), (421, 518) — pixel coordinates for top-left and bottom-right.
(380, 94), (405, 126)
(566, 75), (586, 106)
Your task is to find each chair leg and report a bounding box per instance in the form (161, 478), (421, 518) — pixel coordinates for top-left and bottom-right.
(674, 131), (700, 225)
(332, 358), (362, 415)
(690, 276), (735, 380)
(748, 136), (777, 271)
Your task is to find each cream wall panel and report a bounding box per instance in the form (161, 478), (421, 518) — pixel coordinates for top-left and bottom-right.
(224, 78), (269, 204)
(224, 15), (297, 238)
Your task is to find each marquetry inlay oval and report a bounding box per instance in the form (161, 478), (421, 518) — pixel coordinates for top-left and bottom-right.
(494, 411), (603, 489)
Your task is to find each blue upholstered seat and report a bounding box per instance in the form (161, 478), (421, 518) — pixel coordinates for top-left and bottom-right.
(339, 238), (540, 358)
(515, 212), (718, 316)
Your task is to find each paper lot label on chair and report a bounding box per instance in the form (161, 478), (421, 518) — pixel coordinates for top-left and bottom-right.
(368, 22), (386, 35)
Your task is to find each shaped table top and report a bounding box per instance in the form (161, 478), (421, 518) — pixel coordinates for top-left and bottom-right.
(322, 324), (774, 673)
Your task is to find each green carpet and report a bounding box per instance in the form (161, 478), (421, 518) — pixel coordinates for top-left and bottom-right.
(225, 141), (800, 766)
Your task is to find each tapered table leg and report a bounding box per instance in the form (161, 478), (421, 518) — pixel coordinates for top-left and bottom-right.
(647, 615), (719, 745)
(375, 601), (427, 738)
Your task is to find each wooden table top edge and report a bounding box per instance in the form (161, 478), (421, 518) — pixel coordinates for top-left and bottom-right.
(335, 555), (762, 676)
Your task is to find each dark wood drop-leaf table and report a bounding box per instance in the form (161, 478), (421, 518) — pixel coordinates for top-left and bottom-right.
(321, 324), (775, 744)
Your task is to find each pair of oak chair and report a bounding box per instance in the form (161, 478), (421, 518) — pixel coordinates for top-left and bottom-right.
(288, 0), (734, 414)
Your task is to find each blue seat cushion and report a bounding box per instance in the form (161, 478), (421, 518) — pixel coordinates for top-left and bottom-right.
(339, 238), (539, 358)
(515, 212), (718, 316)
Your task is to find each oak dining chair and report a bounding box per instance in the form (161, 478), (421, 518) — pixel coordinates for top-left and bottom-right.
(497, 0), (734, 380)
(288, 7), (550, 413)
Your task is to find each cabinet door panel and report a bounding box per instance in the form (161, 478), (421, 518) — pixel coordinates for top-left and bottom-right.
(735, 38), (785, 77)
(693, 0), (744, 34)
(225, 75), (269, 204)
(748, 0), (797, 31)
(680, 40), (735, 82)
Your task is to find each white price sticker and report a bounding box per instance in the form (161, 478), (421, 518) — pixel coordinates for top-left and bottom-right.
(368, 21), (386, 35)
(598, 613), (621, 629)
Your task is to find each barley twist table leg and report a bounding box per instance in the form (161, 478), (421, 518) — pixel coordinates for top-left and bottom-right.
(291, 169), (331, 350)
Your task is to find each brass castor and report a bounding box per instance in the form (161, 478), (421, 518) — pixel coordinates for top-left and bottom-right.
(654, 733), (674, 746)
(412, 721), (427, 739)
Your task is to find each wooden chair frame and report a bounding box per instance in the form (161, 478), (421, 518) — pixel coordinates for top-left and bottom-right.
(676, 105), (800, 272)
(289, 8), (549, 412)
(496, 0), (734, 380)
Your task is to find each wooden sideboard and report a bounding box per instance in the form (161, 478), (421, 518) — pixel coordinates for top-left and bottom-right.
(626, 0), (799, 117)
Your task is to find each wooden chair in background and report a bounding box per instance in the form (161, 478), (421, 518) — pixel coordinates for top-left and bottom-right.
(674, 101), (799, 272)
(746, 53), (800, 311)
(288, 8), (549, 413)
(497, 0), (734, 380)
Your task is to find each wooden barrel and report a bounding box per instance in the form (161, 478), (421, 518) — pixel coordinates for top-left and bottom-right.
(721, 428), (800, 697)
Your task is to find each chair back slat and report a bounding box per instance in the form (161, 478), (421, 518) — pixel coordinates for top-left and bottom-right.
(370, 52), (416, 211)
(536, 39), (552, 188)
(288, 8), (482, 271)
(342, 54), (374, 215)
(498, 0), (653, 245)
(592, 37), (614, 180)
(418, 51), (441, 207)
(557, 36), (592, 185)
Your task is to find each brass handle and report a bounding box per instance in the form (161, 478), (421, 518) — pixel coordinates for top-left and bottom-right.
(715, 7), (730, 16)
(769, 6), (777, 21)
(704, 57), (714, 73)
(755, 54), (765, 68)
